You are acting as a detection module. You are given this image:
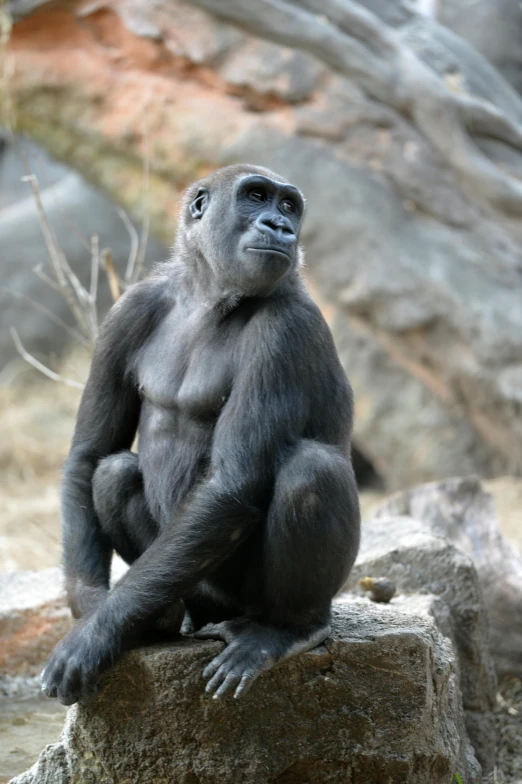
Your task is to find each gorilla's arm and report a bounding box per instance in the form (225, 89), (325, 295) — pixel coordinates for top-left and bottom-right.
(62, 281), (166, 618)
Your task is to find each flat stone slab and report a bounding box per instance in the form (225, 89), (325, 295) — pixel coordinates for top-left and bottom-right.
(10, 601), (480, 784)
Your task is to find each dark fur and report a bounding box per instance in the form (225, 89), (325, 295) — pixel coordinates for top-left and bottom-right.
(41, 164), (360, 705)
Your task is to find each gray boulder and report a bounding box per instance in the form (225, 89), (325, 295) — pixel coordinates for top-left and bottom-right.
(9, 601), (481, 784)
(344, 515), (497, 773)
(438, 0), (522, 96)
(375, 476), (522, 680)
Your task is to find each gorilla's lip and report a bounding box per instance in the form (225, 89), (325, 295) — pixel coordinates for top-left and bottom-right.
(246, 246), (292, 260)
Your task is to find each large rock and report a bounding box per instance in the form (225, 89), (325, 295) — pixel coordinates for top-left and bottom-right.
(344, 515), (497, 773)
(438, 0), (522, 95)
(0, 568), (70, 681)
(375, 476), (522, 679)
(7, 0), (522, 489)
(9, 601), (481, 784)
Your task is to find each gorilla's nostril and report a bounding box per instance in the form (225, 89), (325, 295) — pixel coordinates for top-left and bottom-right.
(255, 213), (296, 241)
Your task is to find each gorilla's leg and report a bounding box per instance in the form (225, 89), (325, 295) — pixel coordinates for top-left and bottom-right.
(92, 451), (158, 564)
(196, 440), (360, 698)
(66, 451), (156, 619)
(93, 452), (183, 636)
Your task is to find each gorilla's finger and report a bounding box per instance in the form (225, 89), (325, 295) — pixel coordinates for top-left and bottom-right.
(57, 666), (82, 706)
(41, 660), (65, 699)
(205, 663), (231, 695)
(213, 671), (242, 700)
(194, 622), (227, 641)
(202, 644), (238, 680)
(234, 670), (257, 699)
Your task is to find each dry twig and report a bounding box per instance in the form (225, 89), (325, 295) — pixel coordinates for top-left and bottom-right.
(21, 173), (94, 340)
(8, 126), (151, 383)
(116, 206), (139, 285)
(102, 248), (121, 302)
(9, 328), (84, 389)
(1, 287), (89, 345)
(134, 121), (151, 283)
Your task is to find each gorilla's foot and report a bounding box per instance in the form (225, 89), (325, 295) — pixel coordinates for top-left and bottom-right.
(142, 600), (185, 641)
(194, 618), (330, 699)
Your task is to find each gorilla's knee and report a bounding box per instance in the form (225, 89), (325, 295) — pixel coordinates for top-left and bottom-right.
(93, 452), (137, 488)
(277, 440), (347, 503)
(92, 451), (139, 522)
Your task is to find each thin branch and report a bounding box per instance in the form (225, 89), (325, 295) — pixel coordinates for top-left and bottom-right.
(9, 327), (85, 389)
(21, 173), (92, 337)
(89, 234), (100, 339)
(33, 263), (63, 294)
(135, 111), (151, 283)
(90, 235), (100, 303)
(116, 206), (139, 284)
(26, 517), (60, 544)
(0, 287), (89, 345)
(135, 209), (149, 283)
(102, 248), (121, 302)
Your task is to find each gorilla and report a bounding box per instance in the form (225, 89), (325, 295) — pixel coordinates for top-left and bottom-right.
(41, 164), (360, 705)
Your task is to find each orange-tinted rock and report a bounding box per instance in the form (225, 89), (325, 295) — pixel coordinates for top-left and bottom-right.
(0, 569), (71, 677)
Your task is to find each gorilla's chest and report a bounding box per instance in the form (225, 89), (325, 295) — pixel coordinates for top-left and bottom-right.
(136, 305), (237, 420)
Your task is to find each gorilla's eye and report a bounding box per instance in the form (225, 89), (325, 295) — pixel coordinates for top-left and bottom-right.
(248, 190), (266, 203)
(281, 200), (295, 214)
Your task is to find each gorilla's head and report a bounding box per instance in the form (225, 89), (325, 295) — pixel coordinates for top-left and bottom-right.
(176, 164), (305, 297)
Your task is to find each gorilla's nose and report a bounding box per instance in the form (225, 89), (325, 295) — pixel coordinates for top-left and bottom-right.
(255, 212), (296, 245)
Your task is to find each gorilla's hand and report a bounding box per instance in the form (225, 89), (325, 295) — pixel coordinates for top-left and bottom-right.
(41, 614), (121, 706)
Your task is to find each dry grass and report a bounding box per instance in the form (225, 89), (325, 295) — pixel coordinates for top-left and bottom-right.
(0, 352), (87, 570)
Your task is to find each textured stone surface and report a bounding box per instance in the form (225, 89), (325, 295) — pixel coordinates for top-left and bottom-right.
(8, 602), (480, 784)
(344, 514), (497, 773)
(375, 476), (522, 680)
(7, 0), (522, 488)
(438, 0), (522, 95)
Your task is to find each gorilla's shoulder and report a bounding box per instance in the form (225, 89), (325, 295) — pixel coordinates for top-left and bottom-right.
(96, 274), (173, 353)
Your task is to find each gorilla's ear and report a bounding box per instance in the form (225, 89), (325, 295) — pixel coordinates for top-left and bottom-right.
(189, 188), (210, 219)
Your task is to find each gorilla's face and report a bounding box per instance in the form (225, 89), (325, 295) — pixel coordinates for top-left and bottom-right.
(187, 168), (305, 296)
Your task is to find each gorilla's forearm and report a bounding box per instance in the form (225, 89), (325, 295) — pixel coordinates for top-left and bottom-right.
(94, 478), (264, 635)
(61, 451), (112, 616)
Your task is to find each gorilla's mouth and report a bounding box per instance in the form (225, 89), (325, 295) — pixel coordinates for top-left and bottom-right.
(247, 247), (292, 260)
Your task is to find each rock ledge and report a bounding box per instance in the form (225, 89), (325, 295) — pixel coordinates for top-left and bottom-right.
(10, 601), (480, 784)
